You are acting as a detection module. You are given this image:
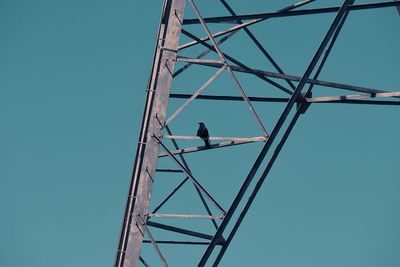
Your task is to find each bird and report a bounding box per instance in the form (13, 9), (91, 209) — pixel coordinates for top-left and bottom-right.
(197, 122), (211, 148)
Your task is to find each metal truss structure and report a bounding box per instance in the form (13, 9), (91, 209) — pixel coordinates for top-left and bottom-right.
(115, 1), (400, 266)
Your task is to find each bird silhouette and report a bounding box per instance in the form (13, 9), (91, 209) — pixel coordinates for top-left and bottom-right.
(197, 122), (211, 148)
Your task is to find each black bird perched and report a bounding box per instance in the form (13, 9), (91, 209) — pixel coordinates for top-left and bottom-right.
(197, 122), (211, 148)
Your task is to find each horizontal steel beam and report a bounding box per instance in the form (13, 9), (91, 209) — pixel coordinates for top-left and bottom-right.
(158, 139), (262, 158)
(307, 91), (400, 102)
(148, 213), (224, 219)
(170, 93), (289, 102)
(143, 240), (210, 245)
(183, 1), (400, 24)
(162, 135), (267, 142)
(314, 99), (400, 105)
(155, 169), (184, 173)
(176, 57), (224, 64)
(170, 93), (400, 106)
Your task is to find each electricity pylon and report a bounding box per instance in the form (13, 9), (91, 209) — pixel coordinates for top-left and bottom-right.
(114, 1), (400, 266)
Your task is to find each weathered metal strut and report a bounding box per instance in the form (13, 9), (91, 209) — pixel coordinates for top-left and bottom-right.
(115, 1), (186, 266)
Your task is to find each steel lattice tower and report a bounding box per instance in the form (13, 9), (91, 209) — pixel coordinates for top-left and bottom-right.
(114, 1), (400, 266)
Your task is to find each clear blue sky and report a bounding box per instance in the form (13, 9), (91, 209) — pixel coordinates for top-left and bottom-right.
(1, 1), (399, 266)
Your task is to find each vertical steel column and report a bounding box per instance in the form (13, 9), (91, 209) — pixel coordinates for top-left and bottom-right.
(115, 1), (186, 266)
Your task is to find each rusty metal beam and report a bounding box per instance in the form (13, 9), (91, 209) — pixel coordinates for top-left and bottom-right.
(114, 1), (186, 266)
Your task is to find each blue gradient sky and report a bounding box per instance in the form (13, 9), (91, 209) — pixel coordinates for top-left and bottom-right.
(1, 1), (399, 266)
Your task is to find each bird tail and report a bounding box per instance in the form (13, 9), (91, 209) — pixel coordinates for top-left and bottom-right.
(204, 139), (211, 148)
